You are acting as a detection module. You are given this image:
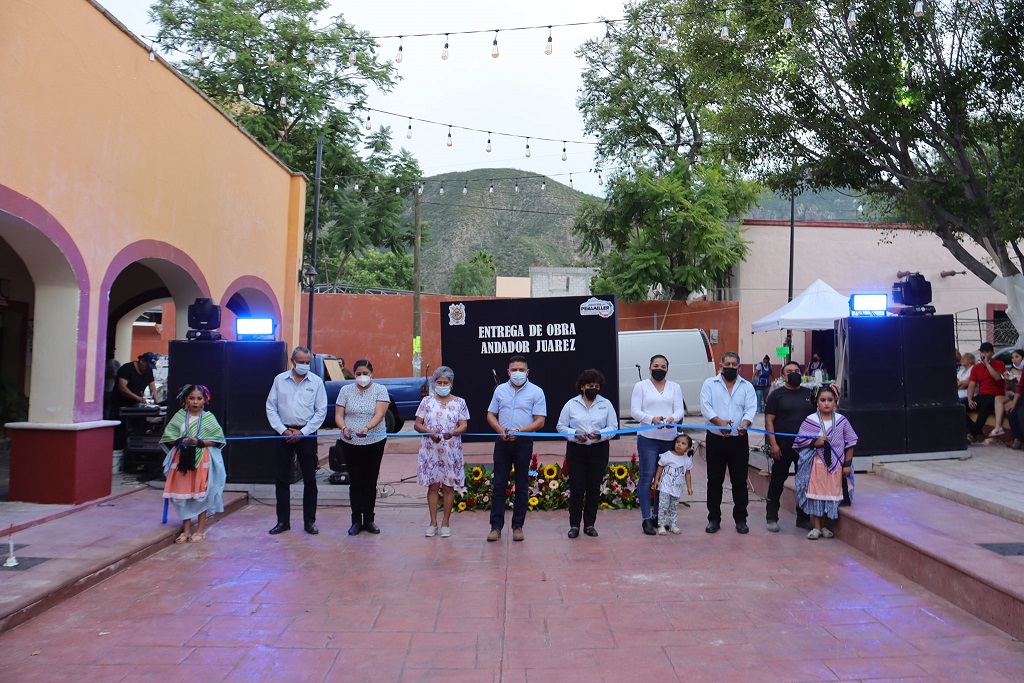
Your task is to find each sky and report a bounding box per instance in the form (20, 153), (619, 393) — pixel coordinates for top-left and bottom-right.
(96, 0), (630, 197)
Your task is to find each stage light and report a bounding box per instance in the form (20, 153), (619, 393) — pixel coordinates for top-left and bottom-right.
(849, 293), (888, 316)
(186, 298), (222, 340)
(892, 272), (935, 316)
(236, 317), (276, 341)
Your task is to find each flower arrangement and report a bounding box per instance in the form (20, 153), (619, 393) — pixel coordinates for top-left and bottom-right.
(453, 453), (643, 512)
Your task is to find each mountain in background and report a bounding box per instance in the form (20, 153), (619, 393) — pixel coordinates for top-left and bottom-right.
(407, 169), (595, 294)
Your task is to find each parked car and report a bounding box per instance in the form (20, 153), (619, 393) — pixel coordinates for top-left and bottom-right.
(312, 355), (428, 432)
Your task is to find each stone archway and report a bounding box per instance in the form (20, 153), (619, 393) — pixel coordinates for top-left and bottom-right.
(220, 275), (283, 340)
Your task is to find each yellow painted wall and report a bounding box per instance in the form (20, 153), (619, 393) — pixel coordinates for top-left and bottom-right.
(0, 0), (305, 418)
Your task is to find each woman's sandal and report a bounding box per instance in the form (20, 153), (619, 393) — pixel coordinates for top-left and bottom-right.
(188, 532), (205, 543)
(174, 532), (189, 544)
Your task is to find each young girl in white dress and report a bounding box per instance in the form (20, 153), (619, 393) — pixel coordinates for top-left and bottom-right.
(653, 434), (695, 535)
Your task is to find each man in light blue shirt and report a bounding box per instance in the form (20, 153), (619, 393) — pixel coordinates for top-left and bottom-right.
(700, 351), (757, 535)
(485, 355), (546, 542)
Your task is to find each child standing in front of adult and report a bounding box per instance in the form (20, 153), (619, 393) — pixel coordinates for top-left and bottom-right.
(161, 384), (227, 543)
(653, 434), (695, 535)
(793, 385), (858, 540)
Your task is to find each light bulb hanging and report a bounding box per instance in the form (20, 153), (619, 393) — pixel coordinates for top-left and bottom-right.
(365, 114), (371, 130)
(545, 27), (553, 55)
(396, 186), (401, 194)
(306, 52), (314, 65)
(349, 49), (357, 64)
(569, 174), (574, 190)
(598, 173), (604, 186)
(149, 45), (156, 61)
(602, 23), (612, 51)
(783, 12), (793, 33)
(525, 138), (531, 158)
(720, 20), (731, 41)
(489, 181), (494, 193)
(279, 95), (287, 108)
(491, 31), (500, 58)
(486, 134), (492, 153)
(447, 125), (453, 147)
(847, 7), (858, 27)
(354, 181), (359, 191)
(660, 25), (669, 45)
(407, 118), (413, 139)
(193, 49), (202, 63)
(267, 53), (275, 65)
(442, 34), (449, 60)
(417, 183), (423, 196)
(514, 182), (520, 193)
(237, 83), (244, 95)
(913, 0), (924, 17)
(540, 179), (546, 191)
(462, 182), (468, 195)
(561, 143), (568, 162)
(191, 68), (199, 79)
(333, 183), (339, 191)
(374, 185), (379, 193)
(439, 184), (445, 196)
(396, 37), (404, 63)
(228, 50), (237, 63)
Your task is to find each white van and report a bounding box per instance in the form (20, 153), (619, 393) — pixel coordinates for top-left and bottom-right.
(618, 329), (716, 418)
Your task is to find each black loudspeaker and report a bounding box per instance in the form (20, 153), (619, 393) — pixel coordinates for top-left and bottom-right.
(841, 407), (907, 456)
(906, 405), (968, 453)
(901, 315), (959, 407)
(836, 317), (905, 410)
(168, 340), (291, 484)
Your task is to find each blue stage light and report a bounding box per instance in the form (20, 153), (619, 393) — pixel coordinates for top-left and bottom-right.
(236, 317), (276, 340)
(849, 293), (888, 316)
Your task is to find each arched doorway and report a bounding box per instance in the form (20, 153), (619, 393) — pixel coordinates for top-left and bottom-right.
(220, 276), (283, 340)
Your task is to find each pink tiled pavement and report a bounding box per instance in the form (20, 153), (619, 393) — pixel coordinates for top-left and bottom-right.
(2, 491), (1024, 682)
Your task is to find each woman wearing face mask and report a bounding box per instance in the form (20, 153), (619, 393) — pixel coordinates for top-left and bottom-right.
(807, 353), (826, 377)
(630, 355), (685, 535)
(335, 359), (391, 536)
(414, 366), (469, 538)
(557, 369), (619, 538)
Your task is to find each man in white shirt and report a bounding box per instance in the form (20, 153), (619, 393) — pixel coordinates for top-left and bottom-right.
(266, 346), (328, 535)
(700, 351), (757, 534)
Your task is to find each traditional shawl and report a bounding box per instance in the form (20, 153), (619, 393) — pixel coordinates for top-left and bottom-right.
(160, 409), (226, 467)
(792, 412), (858, 474)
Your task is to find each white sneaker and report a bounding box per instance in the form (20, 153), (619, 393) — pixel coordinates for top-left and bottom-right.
(669, 525), (682, 535)
(440, 526), (451, 538)
(657, 527), (667, 536)
(425, 525), (438, 537)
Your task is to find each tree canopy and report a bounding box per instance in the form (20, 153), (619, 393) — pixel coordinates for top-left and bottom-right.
(150, 0), (420, 282)
(450, 251), (497, 296)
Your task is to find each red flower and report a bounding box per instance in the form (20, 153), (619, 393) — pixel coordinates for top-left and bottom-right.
(505, 488), (512, 495)
(468, 497), (476, 506)
(631, 453), (638, 465)
(531, 453), (539, 470)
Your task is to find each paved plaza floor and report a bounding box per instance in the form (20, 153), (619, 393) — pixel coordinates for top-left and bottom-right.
(2, 438), (1023, 682)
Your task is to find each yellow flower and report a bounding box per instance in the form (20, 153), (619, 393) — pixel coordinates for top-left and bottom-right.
(613, 465), (628, 480)
(528, 496), (539, 508)
(600, 502), (610, 509)
(458, 501), (467, 511)
(471, 466), (484, 481)
(543, 464), (558, 479)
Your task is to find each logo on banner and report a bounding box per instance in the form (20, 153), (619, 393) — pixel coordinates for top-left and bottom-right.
(448, 303), (467, 326)
(579, 297), (615, 319)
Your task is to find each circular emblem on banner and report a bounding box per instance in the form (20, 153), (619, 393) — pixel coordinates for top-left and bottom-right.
(448, 303), (467, 326)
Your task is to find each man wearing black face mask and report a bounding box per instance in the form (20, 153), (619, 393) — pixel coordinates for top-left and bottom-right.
(699, 351), (757, 534)
(764, 362), (814, 531)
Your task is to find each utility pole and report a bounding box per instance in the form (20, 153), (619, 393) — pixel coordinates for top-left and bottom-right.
(306, 135), (323, 352)
(785, 193), (796, 363)
(412, 183), (422, 377)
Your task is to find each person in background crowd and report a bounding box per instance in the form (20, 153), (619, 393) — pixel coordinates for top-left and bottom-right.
(753, 355), (773, 413)
(556, 368), (618, 539)
(486, 355), (547, 543)
(966, 342), (1006, 443)
(956, 353), (975, 408)
(630, 355), (685, 536)
(807, 352), (826, 377)
(336, 359), (391, 536)
(764, 361), (815, 532)
(161, 384), (226, 544)
(266, 346), (328, 535)
(337, 357), (356, 380)
(414, 366), (469, 538)
(700, 352), (757, 534)
(793, 385), (858, 540)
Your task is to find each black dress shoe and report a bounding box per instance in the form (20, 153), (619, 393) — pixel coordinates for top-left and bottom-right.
(347, 523), (362, 536)
(362, 522), (381, 534)
(735, 522), (749, 534)
(642, 519), (657, 535)
(304, 522), (319, 535)
(269, 523), (290, 535)
(705, 521), (721, 534)
(568, 527), (580, 539)
(583, 527), (598, 537)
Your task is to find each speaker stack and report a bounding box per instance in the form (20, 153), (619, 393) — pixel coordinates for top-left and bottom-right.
(835, 315), (965, 457)
(168, 340), (295, 483)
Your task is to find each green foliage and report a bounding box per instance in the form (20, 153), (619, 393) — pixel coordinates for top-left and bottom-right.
(150, 0), (420, 281)
(575, 164), (759, 302)
(450, 251), (497, 297)
(334, 250), (414, 291)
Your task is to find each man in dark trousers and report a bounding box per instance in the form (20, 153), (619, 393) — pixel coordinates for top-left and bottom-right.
(700, 351), (757, 534)
(265, 346), (328, 535)
(113, 352), (159, 449)
(764, 361), (814, 532)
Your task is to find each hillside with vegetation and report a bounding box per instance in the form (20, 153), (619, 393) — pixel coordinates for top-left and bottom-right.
(408, 169), (595, 294)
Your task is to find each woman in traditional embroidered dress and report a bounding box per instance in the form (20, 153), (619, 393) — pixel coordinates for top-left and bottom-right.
(792, 385), (857, 540)
(414, 366), (469, 538)
(161, 384), (226, 544)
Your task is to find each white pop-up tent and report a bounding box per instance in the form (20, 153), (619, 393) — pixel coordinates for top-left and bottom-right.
(751, 279), (851, 332)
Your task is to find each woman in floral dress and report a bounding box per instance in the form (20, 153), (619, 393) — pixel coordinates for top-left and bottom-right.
(414, 366), (469, 538)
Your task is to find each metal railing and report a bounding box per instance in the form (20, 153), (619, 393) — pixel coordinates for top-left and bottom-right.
(954, 307), (1019, 349)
